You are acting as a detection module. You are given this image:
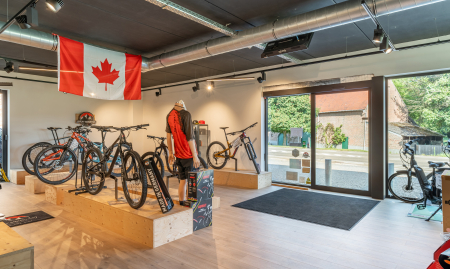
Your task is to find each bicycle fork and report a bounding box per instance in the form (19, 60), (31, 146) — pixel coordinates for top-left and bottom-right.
(242, 137), (257, 161)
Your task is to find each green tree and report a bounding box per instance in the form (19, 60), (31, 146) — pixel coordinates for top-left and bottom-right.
(393, 74), (450, 139)
(268, 95), (311, 145)
(317, 123), (347, 148)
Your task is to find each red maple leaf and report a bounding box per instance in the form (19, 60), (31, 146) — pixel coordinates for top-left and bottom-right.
(92, 59), (120, 91)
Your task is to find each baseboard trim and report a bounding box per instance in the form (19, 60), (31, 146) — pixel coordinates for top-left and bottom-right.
(271, 183), (309, 191)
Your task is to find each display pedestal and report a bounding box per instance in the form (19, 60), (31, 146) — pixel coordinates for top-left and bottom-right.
(214, 169), (272, 189)
(25, 172), (80, 194)
(62, 188), (193, 248)
(0, 223), (34, 269)
(10, 169), (29, 185)
(45, 183), (74, 205)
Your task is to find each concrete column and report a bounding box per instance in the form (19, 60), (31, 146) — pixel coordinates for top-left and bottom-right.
(325, 159), (332, 186)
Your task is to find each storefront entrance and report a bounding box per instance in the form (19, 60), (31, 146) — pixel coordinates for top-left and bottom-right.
(265, 79), (372, 197)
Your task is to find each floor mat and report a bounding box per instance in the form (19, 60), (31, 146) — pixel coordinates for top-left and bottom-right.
(2, 211), (54, 227)
(232, 188), (379, 230)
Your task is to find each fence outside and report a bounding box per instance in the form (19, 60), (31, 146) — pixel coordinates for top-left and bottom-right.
(415, 144), (443, 156)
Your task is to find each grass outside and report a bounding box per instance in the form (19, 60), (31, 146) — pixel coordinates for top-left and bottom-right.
(269, 144), (369, 153)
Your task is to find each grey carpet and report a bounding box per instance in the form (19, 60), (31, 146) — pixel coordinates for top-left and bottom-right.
(232, 188), (379, 230)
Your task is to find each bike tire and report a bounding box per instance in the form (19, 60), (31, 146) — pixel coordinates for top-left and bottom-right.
(142, 152), (165, 178)
(245, 142), (260, 174)
(388, 171), (425, 203)
(108, 144), (131, 177)
(22, 142), (53, 175)
(122, 151), (147, 209)
(207, 141), (228, 169)
(82, 147), (105, 195)
(199, 156), (208, 170)
(33, 145), (77, 185)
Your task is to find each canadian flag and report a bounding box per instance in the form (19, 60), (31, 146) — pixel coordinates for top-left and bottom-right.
(57, 36), (142, 100)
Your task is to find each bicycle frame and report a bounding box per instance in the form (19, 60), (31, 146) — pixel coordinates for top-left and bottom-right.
(42, 131), (92, 162)
(213, 130), (244, 159)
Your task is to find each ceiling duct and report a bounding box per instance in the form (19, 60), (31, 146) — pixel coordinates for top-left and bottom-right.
(0, 0), (445, 72)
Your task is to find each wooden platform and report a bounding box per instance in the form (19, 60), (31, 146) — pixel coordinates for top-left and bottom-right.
(25, 172), (80, 194)
(214, 169), (272, 189)
(62, 188), (193, 248)
(0, 223), (34, 269)
(10, 169), (30, 185)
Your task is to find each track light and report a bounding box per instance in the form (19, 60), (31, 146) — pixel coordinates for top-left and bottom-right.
(46, 0), (64, 13)
(18, 66), (57, 71)
(207, 81), (214, 90)
(192, 82), (200, 92)
(380, 37), (393, 54)
(4, 61), (14, 73)
(257, 72), (266, 83)
(373, 26), (384, 44)
(155, 89), (162, 97)
(207, 77), (255, 82)
(16, 15), (31, 29)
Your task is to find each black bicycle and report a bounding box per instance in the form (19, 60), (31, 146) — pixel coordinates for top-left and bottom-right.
(82, 124), (149, 209)
(143, 135), (208, 179)
(207, 122), (260, 174)
(388, 139), (450, 205)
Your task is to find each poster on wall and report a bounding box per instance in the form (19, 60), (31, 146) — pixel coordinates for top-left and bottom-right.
(76, 112), (96, 126)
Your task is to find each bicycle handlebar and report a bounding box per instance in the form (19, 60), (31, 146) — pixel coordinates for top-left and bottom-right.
(227, 122), (258, 136)
(47, 127), (61, 130)
(110, 124), (149, 131)
(147, 135), (165, 140)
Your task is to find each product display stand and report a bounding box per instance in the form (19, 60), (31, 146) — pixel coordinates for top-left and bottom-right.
(231, 157), (238, 171)
(107, 175), (128, 205)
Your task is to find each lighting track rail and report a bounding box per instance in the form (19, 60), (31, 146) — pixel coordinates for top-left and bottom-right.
(361, 0), (395, 52)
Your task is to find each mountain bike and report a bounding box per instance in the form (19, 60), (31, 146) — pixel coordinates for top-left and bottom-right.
(91, 126), (131, 177)
(207, 122), (260, 174)
(387, 139), (450, 220)
(33, 126), (95, 185)
(82, 124), (149, 209)
(22, 127), (66, 175)
(142, 135), (208, 179)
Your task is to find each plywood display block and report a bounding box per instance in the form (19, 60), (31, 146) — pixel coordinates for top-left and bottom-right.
(45, 183), (73, 205)
(212, 196), (220, 209)
(0, 223), (34, 269)
(214, 170), (272, 189)
(62, 188), (193, 248)
(25, 172), (80, 194)
(10, 169), (29, 185)
(442, 171), (450, 232)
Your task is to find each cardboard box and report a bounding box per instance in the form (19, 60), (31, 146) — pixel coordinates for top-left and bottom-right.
(188, 169), (214, 201)
(442, 171), (450, 232)
(187, 198), (212, 231)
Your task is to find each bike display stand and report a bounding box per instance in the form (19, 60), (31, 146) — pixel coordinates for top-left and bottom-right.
(231, 157), (238, 171)
(107, 175), (128, 206)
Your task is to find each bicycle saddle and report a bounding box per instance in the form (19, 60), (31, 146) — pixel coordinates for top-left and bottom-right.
(428, 161), (447, 168)
(220, 127), (229, 130)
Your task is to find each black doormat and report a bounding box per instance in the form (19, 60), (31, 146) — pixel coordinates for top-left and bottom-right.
(232, 188), (379, 230)
(2, 211), (54, 227)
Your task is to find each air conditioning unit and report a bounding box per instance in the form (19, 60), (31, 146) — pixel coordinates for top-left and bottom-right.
(261, 33), (314, 58)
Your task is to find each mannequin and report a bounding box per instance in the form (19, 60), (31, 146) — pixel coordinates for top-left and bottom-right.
(166, 100), (200, 205)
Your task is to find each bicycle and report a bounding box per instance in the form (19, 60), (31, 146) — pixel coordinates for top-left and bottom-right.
(22, 127), (66, 175)
(142, 135), (208, 180)
(82, 124), (149, 209)
(33, 126), (94, 185)
(387, 139), (450, 220)
(207, 122), (260, 174)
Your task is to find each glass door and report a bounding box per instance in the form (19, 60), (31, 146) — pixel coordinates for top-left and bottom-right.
(312, 90), (370, 194)
(267, 94), (312, 187)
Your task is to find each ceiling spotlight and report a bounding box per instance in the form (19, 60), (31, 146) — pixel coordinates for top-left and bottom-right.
(192, 82), (200, 92)
(257, 72), (266, 83)
(16, 15), (31, 29)
(373, 26), (384, 44)
(4, 61), (14, 73)
(155, 89), (162, 97)
(380, 37), (393, 54)
(207, 81), (214, 90)
(46, 0), (64, 13)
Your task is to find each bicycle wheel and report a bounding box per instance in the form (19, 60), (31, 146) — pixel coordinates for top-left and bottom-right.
(388, 171), (424, 203)
(207, 141), (228, 169)
(22, 142), (52, 175)
(82, 147), (105, 195)
(199, 157), (208, 170)
(107, 144), (131, 177)
(245, 142), (260, 174)
(142, 152), (165, 178)
(34, 145), (77, 185)
(122, 151), (147, 209)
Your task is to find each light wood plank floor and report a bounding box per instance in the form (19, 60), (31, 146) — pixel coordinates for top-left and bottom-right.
(0, 180), (443, 269)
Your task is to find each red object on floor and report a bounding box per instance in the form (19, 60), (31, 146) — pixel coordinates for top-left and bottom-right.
(428, 261), (443, 269)
(429, 239), (450, 268)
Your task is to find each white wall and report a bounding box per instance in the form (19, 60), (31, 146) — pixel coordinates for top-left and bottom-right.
(0, 74), (137, 169)
(142, 80), (264, 171)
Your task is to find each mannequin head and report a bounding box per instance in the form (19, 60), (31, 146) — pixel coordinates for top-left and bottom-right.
(174, 100), (186, 111)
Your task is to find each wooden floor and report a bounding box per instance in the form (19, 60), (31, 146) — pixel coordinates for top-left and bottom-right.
(0, 179), (443, 269)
